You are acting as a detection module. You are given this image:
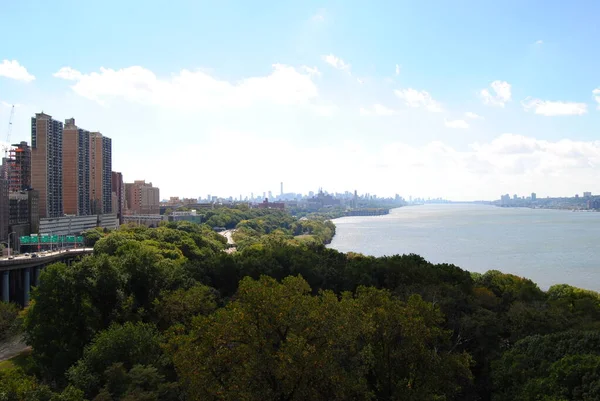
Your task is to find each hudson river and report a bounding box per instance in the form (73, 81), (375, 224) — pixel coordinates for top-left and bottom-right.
(328, 204), (600, 291)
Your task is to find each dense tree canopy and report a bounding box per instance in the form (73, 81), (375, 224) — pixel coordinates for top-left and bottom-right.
(2, 210), (600, 400)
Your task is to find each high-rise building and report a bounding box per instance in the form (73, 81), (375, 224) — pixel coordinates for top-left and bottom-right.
(63, 118), (90, 215)
(6, 142), (31, 192)
(111, 171), (124, 224)
(280, 182), (283, 196)
(32, 113), (112, 218)
(125, 180), (160, 215)
(89, 132), (112, 214)
(31, 113), (63, 218)
(0, 179), (8, 242)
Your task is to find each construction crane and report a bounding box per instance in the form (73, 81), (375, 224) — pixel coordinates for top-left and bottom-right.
(3, 104), (14, 157)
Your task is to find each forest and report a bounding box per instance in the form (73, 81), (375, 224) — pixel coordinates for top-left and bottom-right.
(2, 208), (600, 401)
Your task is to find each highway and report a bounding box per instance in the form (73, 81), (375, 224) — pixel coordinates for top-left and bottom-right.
(0, 248), (93, 262)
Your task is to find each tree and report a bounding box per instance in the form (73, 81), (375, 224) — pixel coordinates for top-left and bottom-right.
(67, 322), (171, 399)
(168, 275), (373, 401)
(83, 228), (105, 248)
(356, 288), (472, 400)
(0, 301), (20, 341)
(154, 283), (218, 330)
(168, 275), (472, 401)
(24, 263), (101, 383)
(0, 368), (55, 400)
(492, 331), (600, 401)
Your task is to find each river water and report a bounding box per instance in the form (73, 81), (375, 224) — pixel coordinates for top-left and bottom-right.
(327, 204), (600, 291)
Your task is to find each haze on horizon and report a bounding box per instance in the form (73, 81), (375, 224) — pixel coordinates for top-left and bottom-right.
(2, 1), (600, 202)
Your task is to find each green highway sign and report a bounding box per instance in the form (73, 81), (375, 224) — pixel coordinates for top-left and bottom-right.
(17, 234), (85, 246)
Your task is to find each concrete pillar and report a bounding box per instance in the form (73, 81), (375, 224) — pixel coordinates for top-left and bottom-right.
(23, 268), (30, 306)
(34, 267), (40, 287)
(1, 271), (8, 303)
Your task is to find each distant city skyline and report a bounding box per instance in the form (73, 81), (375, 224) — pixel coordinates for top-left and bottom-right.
(3, 1), (600, 201)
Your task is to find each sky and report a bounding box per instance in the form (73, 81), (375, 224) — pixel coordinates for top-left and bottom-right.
(2, 0), (600, 201)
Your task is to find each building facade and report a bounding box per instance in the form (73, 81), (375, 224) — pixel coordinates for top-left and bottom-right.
(0, 179), (8, 243)
(89, 132), (112, 215)
(111, 171), (124, 224)
(63, 118), (91, 216)
(8, 190), (40, 249)
(125, 180), (160, 215)
(7, 142), (31, 192)
(31, 113), (63, 218)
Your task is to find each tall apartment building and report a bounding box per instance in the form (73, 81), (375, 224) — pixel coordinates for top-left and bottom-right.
(111, 171), (124, 224)
(5, 142), (31, 192)
(31, 113), (113, 219)
(63, 118), (90, 215)
(0, 179), (8, 242)
(90, 132), (112, 215)
(125, 180), (160, 215)
(31, 113), (63, 218)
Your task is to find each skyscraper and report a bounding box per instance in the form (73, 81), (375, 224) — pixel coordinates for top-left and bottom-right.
(90, 132), (112, 214)
(112, 171), (124, 224)
(31, 113), (63, 218)
(280, 182), (283, 197)
(63, 118), (90, 215)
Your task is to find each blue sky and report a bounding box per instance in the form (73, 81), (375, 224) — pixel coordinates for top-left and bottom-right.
(2, 0), (600, 200)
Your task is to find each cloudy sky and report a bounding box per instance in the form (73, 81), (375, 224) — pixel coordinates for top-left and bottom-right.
(2, 0), (600, 201)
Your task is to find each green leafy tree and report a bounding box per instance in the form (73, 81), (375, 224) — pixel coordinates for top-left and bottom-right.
(24, 262), (101, 383)
(67, 322), (170, 399)
(154, 283), (218, 329)
(168, 275), (472, 401)
(492, 331), (600, 401)
(168, 275), (373, 401)
(0, 368), (55, 400)
(0, 301), (21, 341)
(356, 287), (472, 400)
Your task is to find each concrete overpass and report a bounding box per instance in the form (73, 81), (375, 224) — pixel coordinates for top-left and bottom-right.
(0, 248), (93, 306)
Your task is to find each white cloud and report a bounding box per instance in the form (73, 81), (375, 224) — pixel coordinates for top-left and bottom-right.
(360, 104), (396, 116)
(593, 88), (600, 109)
(535, 40), (543, 45)
(465, 112), (483, 120)
(0, 60), (35, 82)
(480, 80), (511, 107)
(373, 133), (600, 200)
(53, 64), (320, 109)
(395, 64), (401, 75)
(54, 67), (83, 80)
(445, 119), (469, 129)
(521, 98), (588, 116)
(301, 66), (321, 76)
(395, 88), (443, 112)
(322, 54), (351, 72)
(357, 78), (364, 84)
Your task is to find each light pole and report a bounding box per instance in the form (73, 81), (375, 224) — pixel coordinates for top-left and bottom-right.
(7, 232), (16, 257)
